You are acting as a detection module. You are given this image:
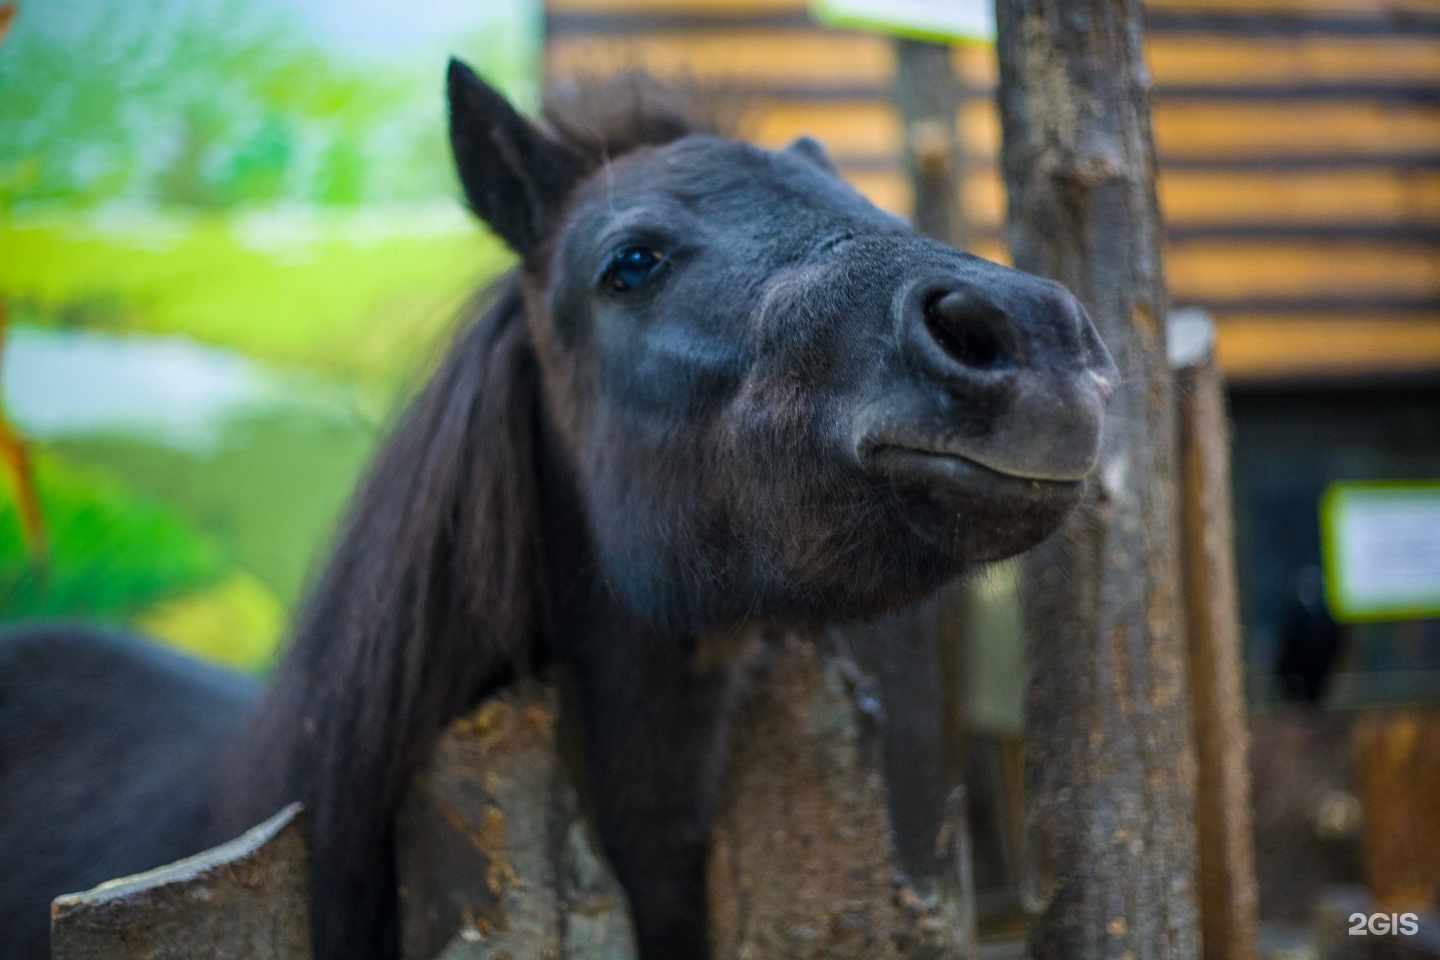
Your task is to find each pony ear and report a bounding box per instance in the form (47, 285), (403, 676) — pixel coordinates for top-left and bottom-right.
(448, 58), (585, 258)
(784, 136), (838, 174)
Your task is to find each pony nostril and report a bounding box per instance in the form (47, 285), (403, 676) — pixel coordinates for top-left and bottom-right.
(922, 289), (1013, 373)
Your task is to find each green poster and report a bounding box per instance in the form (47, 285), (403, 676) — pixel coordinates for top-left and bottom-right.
(1322, 482), (1440, 622)
(0, 0), (539, 669)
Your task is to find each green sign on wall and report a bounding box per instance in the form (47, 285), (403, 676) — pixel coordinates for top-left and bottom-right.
(1321, 482), (1440, 622)
(811, 0), (994, 43)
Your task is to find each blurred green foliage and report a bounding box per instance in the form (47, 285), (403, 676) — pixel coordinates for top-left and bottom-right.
(1, 213), (509, 385)
(0, 454), (226, 622)
(53, 407), (376, 612)
(0, 0), (537, 211)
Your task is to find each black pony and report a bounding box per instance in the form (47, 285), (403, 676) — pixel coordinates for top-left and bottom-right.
(0, 64), (1114, 960)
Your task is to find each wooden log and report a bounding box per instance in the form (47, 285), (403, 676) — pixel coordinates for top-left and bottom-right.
(1170, 309), (1260, 960)
(50, 803), (312, 960)
(889, 40), (979, 942)
(1353, 710), (1440, 914)
(399, 644), (979, 960)
(895, 38), (967, 249)
(706, 631), (974, 960)
(396, 682), (637, 960)
(993, 0), (1200, 955)
(846, 595), (978, 945)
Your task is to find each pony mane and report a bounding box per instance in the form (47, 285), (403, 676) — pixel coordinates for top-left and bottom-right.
(221, 276), (542, 958)
(221, 73), (740, 960)
(541, 71), (740, 169)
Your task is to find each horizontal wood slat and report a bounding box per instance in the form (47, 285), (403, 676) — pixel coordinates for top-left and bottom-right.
(670, 98), (1440, 161)
(552, 36), (1440, 93)
(943, 169), (1440, 228)
(1214, 317), (1440, 379)
(554, 34), (1440, 87)
(1145, 36), (1440, 85)
(748, 101), (902, 155)
(1159, 170), (1440, 224)
(1154, 102), (1440, 154)
(1168, 242), (1440, 299)
(841, 169), (1440, 232)
(1145, 0), (1440, 15)
(819, 150), (1440, 173)
(1144, 9), (1440, 36)
(549, 32), (893, 85)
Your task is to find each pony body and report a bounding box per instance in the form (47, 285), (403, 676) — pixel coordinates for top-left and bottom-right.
(0, 66), (1114, 960)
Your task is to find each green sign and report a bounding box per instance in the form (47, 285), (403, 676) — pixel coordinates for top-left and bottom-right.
(812, 0), (994, 44)
(1321, 482), (1440, 622)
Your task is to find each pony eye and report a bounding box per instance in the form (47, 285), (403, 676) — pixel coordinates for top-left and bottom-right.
(602, 246), (667, 293)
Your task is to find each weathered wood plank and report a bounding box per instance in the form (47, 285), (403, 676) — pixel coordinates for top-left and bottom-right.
(548, 30), (893, 85)
(896, 38), (967, 248)
(706, 633), (974, 960)
(1167, 241), (1440, 301)
(1214, 316), (1440, 379)
(50, 803), (312, 960)
(555, 30), (1440, 93)
(957, 167), (1440, 232)
(750, 101), (903, 155)
(1353, 710), (1440, 914)
(396, 683), (636, 960)
(1171, 310), (1260, 960)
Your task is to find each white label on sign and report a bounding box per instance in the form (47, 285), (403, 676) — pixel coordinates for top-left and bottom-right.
(1324, 484), (1440, 621)
(812, 0), (995, 43)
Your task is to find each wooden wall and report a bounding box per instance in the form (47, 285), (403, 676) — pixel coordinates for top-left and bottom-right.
(544, 0), (1440, 381)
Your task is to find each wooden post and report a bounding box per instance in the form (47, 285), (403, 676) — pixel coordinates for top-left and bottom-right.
(50, 803), (312, 960)
(1170, 310), (1260, 960)
(397, 653), (973, 960)
(395, 683), (636, 960)
(1353, 709), (1440, 914)
(848, 596), (979, 952)
(706, 631), (974, 960)
(894, 38), (967, 250)
(993, 0), (1201, 955)
(885, 36), (980, 952)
